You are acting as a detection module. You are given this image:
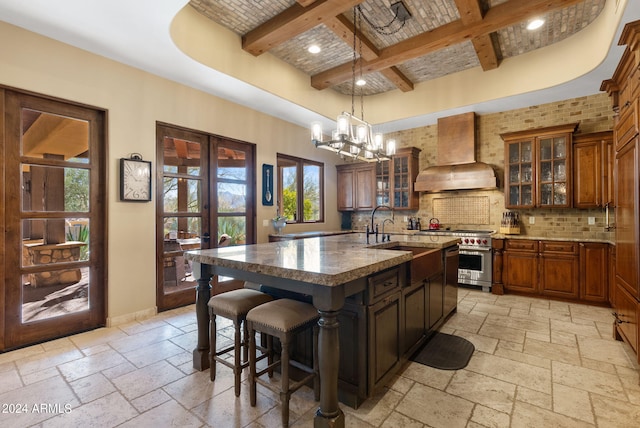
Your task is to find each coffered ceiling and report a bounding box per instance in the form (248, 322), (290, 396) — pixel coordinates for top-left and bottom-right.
(190, 0), (605, 96)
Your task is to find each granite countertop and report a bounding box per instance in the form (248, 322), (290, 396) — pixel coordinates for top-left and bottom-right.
(184, 233), (459, 287)
(268, 230), (352, 239)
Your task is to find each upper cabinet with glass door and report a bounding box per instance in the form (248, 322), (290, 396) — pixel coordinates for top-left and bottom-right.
(501, 123), (578, 209)
(375, 147), (421, 210)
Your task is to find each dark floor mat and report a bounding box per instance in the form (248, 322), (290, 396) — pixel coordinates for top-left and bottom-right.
(410, 332), (475, 370)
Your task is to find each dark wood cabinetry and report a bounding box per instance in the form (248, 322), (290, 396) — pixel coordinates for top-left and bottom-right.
(338, 147), (420, 212)
(503, 240), (539, 294)
(579, 242), (609, 303)
(539, 241), (579, 300)
(573, 131), (614, 208)
(502, 239), (606, 304)
(336, 163), (375, 211)
(601, 19), (640, 364)
(501, 124), (578, 209)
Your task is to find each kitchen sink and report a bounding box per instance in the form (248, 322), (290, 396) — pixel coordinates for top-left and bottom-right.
(384, 245), (433, 257)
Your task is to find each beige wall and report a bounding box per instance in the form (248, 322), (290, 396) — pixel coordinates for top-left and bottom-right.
(0, 21), (343, 323)
(353, 93), (616, 242)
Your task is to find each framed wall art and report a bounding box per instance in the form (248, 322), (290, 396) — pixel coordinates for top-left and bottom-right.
(262, 164), (274, 206)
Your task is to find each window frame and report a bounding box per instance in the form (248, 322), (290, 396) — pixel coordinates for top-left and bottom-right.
(276, 153), (324, 224)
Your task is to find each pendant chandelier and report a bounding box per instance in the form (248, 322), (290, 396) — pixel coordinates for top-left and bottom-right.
(311, 7), (396, 163)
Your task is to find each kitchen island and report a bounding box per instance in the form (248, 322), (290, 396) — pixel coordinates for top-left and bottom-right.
(184, 233), (459, 428)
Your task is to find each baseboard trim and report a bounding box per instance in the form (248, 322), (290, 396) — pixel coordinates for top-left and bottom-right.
(106, 307), (158, 327)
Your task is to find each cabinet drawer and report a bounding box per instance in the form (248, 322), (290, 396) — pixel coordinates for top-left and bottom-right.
(367, 267), (401, 304)
(614, 281), (638, 354)
(540, 241), (578, 255)
(615, 98), (639, 150)
(505, 240), (538, 252)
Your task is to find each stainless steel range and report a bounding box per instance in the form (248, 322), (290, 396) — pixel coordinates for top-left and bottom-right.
(418, 229), (493, 292)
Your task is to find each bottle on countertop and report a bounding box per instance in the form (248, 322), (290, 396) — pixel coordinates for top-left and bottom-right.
(415, 217), (421, 230)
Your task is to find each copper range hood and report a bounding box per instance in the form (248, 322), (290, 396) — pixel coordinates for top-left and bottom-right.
(414, 112), (497, 192)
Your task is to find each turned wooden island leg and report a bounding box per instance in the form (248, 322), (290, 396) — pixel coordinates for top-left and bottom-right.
(191, 262), (212, 371)
(314, 310), (345, 428)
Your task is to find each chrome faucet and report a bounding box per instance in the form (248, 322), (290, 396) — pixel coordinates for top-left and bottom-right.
(367, 205), (393, 243)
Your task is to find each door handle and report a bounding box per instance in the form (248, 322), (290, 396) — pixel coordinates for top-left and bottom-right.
(201, 233), (210, 244)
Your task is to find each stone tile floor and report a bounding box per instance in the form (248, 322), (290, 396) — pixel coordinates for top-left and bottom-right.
(1, 288), (639, 427)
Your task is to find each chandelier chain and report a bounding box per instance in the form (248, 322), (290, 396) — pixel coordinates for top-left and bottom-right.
(357, 5), (407, 36)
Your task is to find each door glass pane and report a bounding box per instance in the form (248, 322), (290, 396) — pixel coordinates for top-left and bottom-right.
(164, 178), (202, 213)
(541, 183), (552, 205)
(22, 267), (90, 322)
(22, 219), (90, 266)
(522, 164), (532, 182)
(509, 186), (520, 206)
(163, 216), (201, 240)
(509, 165), (520, 183)
(218, 216), (246, 245)
(218, 147), (247, 180)
(303, 164), (320, 221)
(21, 109), (89, 161)
(162, 216), (201, 293)
(539, 139), (552, 160)
(163, 137), (202, 175)
(554, 183), (567, 205)
(509, 144), (520, 163)
(522, 142), (532, 162)
(554, 160), (566, 181)
(218, 182), (246, 212)
(522, 185), (532, 206)
(540, 161), (552, 182)
(553, 137), (566, 159)
(22, 165), (90, 212)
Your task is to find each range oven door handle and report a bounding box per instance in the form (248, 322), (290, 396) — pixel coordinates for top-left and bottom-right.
(458, 246), (492, 253)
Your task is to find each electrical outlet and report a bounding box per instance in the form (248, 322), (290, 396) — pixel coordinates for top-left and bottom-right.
(529, 216), (535, 224)
(403, 216), (408, 222)
(262, 219), (269, 227)
(588, 217), (595, 225)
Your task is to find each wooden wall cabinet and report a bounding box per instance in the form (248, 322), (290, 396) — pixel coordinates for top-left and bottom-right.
(375, 147), (421, 210)
(573, 131), (614, 208)
(336, 163), (375, 211)
(501, 124), (578, 209)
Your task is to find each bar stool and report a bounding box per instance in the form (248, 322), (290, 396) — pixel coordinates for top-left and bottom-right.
(247, 298), (320, 427)
(208, 286), (274, 396)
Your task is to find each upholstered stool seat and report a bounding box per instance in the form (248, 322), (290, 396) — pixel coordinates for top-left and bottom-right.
(208, 287), (274, 396)
(247, 298), (319, 427)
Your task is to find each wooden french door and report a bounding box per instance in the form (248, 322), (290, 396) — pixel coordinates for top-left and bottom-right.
(1, 89), (106, 351)
(155, 124), (256, 311)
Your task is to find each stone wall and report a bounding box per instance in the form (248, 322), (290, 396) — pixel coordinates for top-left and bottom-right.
(352, 93), (616, 241)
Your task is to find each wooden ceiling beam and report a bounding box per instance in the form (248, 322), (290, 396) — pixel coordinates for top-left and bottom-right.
(296, 0), (318, 6)
(242, 0), (365, 56)
(311, 0), (583, 90)
(326, 14), (414, 92)
(454, 0), (500, 71)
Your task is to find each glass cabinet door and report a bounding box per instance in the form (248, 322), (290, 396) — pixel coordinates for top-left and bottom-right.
(393, 156), (410, 208)
(506, 140), (534, 208)
(376, 161), (390, 206)
(538, 135), (569, 207)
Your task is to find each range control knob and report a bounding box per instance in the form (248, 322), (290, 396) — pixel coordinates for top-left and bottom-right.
(464, 238), (469, 244)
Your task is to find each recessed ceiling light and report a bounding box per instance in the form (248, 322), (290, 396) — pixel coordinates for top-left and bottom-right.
(356, 78), (366, 86)
(308, 45), (321, 54)
(527, 18), (545, 30)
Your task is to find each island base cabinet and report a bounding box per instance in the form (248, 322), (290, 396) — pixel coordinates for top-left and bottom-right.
(428, 273), (444, 329)
(367, 292), (402, 394)
(402, 280), (427, 356)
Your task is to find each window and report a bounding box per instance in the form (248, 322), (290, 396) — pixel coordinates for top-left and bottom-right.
(277, 154), (324, 223)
